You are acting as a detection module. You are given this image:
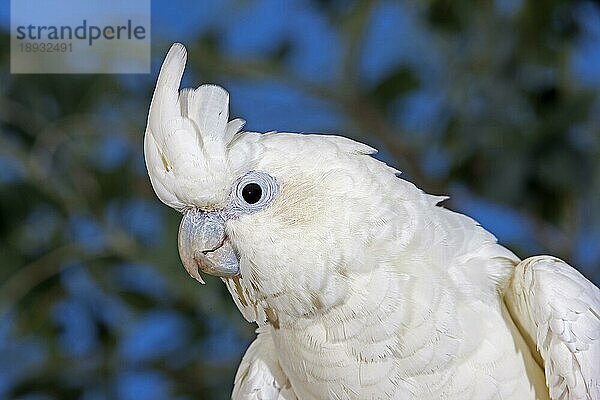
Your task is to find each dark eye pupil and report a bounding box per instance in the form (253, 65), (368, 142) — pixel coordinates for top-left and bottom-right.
(242, 183), (262, 204)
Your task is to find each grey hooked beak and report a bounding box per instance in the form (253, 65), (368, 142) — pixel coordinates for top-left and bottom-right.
(177, 209), (239, 284)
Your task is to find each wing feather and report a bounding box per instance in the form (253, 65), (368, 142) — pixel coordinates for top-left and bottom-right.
(232, 328), (296, 400)
(506, 256), (600, 400)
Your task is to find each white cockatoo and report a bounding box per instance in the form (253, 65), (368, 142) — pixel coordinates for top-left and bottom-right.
(144, 43), (600, 400)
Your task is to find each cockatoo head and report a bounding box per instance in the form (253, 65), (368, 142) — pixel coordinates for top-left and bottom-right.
(145, 44), (422, 321)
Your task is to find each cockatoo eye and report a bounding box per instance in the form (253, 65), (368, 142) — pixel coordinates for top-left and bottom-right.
(242, 183), (262, 204)
(228, 171), (279, 215)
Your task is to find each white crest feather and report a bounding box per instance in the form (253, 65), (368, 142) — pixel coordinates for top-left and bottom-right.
(144, 43), (244, 209)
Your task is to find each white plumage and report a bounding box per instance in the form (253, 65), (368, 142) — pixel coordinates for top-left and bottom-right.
(145, 44), (600, 400)
(507, 257), (600, 400)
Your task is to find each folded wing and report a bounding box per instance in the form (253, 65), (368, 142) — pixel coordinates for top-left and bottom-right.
(232, 328), (296, 400)
(506, 256), (600, 400)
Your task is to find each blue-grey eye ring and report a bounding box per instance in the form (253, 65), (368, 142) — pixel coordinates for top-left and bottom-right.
(228, 171), (279, 215)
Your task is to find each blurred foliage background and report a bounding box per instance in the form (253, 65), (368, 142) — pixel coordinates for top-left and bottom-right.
(1, 0), (600, 399)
